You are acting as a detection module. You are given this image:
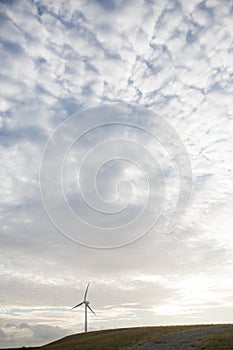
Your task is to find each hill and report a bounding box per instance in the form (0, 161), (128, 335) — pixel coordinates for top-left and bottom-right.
(1, 324), (233, 350)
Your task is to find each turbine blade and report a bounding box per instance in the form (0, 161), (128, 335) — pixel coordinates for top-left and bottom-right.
(87, 304), (96, 316)
(71, 302), (84, 310)
(84, 282), (90, 301)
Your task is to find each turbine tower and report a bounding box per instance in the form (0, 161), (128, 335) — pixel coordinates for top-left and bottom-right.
(72, 282), (96, 333)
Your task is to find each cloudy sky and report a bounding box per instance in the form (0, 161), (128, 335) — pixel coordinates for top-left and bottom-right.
(0, 0), (233, 347)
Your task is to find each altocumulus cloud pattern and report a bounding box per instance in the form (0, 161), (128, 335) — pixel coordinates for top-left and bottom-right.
(39, 103), (192, 249)
(0, 0), (233, 348)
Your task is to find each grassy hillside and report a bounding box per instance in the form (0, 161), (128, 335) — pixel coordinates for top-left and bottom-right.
(198, 327), (233, 349)
(39, 325), (217, 350)
(1, 325), (232, 350)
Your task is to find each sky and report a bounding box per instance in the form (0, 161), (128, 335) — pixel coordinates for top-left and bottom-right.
(0, 0), (233, 347)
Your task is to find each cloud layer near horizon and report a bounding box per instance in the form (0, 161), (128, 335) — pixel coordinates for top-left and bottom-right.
(0, 0), (233, 347)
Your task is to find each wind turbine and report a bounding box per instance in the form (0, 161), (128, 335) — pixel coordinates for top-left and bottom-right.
(72, 282), (96, 333)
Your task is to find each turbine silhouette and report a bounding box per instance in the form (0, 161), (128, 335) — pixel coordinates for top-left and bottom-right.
(72, 282), (96, 333)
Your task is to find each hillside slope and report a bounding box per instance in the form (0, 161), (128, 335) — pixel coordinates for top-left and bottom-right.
(1, 325), (232, 350)
(39, 325), (224, 350)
